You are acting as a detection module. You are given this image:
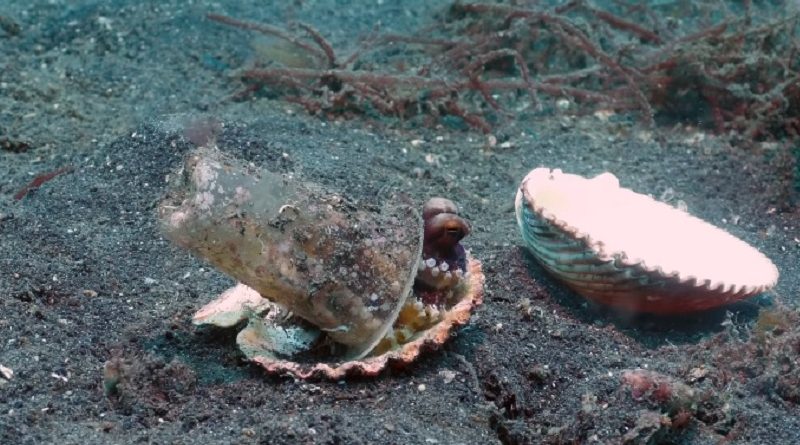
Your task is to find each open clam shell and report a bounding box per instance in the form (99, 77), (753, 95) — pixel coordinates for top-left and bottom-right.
(230, 257), (484, 379)
(191, 256), (483, 379)
(515, 168), (779, 314)
(159, 147), (422, 359)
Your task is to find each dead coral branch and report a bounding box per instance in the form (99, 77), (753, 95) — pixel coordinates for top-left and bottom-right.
(208, 1), (799, 141)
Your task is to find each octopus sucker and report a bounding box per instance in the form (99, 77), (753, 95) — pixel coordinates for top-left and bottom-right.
(515, 167), (779, 314)
(160, 147), (483, 379)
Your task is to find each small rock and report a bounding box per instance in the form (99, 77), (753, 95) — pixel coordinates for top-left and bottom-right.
(0, 15), (22, 36)
(581, 392), (598, 414)
(622, 411), (665, 444)
(527, 364), (551, 383)
(103, 359), (122, 396)
(439, 370), (457, 384)
(687, 366), (708, 383)
(0, 364), (13, 380)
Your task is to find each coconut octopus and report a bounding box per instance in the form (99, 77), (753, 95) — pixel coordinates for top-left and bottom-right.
(159, 147), (484, 379)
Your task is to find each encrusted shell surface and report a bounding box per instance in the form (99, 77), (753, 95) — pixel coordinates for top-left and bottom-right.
(160, 147), (422, 360)
(515, 168), (779, 313)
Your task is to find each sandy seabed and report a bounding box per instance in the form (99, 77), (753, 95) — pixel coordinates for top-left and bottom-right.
(1, 1), (798, 444)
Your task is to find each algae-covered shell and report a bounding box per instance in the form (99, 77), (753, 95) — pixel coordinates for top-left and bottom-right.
(159, 147), (484, 378)
(515, 168), (779, 314)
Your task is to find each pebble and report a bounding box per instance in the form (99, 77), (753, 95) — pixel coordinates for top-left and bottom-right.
(439, 370), (457, 384)
(1, 364), (14, 380)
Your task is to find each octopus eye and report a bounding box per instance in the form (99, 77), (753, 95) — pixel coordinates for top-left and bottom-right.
(427, 216), (469, 249)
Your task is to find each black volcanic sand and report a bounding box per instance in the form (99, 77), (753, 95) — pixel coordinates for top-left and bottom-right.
(1, 1), (799, 444)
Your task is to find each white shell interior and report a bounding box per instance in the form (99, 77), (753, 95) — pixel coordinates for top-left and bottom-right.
(192, 283), (275, 328)
(516, 168), (779, 293)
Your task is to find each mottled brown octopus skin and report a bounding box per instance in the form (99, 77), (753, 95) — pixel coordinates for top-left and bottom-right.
(416, 197), (470, 300)
(422, 197), (470, 257)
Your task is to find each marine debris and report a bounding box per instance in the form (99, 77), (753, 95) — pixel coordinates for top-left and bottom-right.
(13, 166), (74, 201)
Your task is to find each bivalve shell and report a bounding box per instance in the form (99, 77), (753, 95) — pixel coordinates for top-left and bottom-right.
(515, 168), (779, 313)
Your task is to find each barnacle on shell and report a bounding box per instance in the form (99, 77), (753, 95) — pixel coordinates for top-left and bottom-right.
(159, 147), (483, 379)
(515, 168), (779, 314)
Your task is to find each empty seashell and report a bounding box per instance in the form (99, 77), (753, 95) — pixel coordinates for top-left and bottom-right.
(159, 147), (483, 378)
(515, 168), (779, 314)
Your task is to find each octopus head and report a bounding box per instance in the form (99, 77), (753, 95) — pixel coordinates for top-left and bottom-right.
(415, 197), (470, 299)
